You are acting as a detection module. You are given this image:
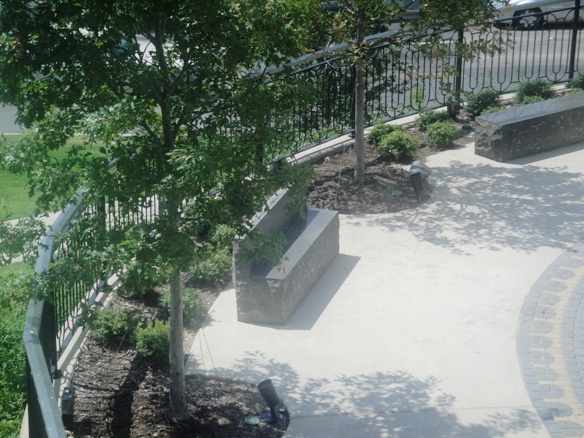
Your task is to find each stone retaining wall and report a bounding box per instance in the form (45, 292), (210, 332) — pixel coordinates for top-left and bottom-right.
(233, 189), (339, 325)
(475, 93), (584, 162)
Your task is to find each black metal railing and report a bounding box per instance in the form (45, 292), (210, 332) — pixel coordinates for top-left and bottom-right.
(289, 4), (583, 152)
(22, 4), (583, 437)
(23, 194), (159, 437)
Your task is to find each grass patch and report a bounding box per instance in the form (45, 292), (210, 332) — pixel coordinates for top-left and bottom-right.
(0, 262), (32, 276)
(0, 135), (103, 218)
(0, 136), (31, 218)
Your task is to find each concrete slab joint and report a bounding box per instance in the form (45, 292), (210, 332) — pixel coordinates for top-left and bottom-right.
(233, 188), (339, 325)
(475, 93), (584, 162)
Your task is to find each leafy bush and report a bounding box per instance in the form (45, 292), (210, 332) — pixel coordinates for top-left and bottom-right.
(425, 121), (458, 148)
(463, 89), (500, 118)
(519, 95), (545, 105)
(87, 306), (142, 349)
(367, 123), (400, 146)
(416, 110), (451, 130)
(516, 79), (554, 104)
(568, 72), (584, 90)
(481, 105), (503, 116)
(189, 248), (232, 287)
(240, 230), (286, 269)
(210, 224), (236, 248)
(0, 307), (26, 437)
(135, 321), (170, 364)
(118, 261), (167, 296)
(187, 225), (235, 287)
(161, 287), (202, 324)
(0, 273), (29, 437)
(378, 131), (419, 162)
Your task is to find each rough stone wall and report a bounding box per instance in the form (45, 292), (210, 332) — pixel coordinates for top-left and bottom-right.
(475, 93), (584, 162)
(233, 189), (339, 325)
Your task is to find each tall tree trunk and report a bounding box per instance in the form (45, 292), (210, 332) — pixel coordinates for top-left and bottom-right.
(169, 268), (188, 420)
(160, 94), (188, 420)
(354, 4), (366, 184)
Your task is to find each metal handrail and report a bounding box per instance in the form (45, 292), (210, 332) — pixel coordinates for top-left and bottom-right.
(23, 198), (84, 437)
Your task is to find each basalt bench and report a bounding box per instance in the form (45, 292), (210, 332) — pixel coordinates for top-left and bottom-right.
(475, 92), (584, 162)
(233, 189), (339, 325)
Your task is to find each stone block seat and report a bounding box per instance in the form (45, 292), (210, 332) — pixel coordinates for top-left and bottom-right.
(233, 189), (339, 325)
(475, 93), (584, 162)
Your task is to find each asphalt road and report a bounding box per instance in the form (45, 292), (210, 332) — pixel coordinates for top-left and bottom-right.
(376, 24), (584, 116)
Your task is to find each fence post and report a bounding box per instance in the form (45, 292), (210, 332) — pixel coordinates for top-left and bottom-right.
(447, 29), (465, 117)
(455, 29), (464, 98)
(569, 0), (581, 80)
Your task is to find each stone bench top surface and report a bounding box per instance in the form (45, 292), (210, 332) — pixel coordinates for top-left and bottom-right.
(477, 92), (584, 126)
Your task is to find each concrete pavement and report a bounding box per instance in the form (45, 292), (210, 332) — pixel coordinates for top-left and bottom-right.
(185, 141), (584, 437)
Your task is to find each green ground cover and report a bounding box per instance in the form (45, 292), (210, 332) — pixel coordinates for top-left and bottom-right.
(0, 263), (31, 437)
(0, 135), (102, 218)
(0, 136), (30, 218)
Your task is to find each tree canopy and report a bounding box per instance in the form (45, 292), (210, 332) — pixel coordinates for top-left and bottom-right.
(319, 0), (498, 182)
(0, 0), (319, 421)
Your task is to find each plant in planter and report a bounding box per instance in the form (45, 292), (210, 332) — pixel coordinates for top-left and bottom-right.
(516, 78), (554, 104)
(378, 131), (419, 162)
(426, 120), (458, 148)
(416, 110), (451, 131)
(463, 89), (501, 119)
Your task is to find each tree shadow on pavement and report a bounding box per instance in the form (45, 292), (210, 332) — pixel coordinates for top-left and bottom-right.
(364, 161), (584, 255)
(212, 352), (542, 437)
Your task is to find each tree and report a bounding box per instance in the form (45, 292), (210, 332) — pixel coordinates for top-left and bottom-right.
(0, 0), (314, 421)
(322, 0), (499, 183)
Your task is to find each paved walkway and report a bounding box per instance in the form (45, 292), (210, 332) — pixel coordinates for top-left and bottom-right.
(186, 142), (584, 437)
(519, 242), (584, 437)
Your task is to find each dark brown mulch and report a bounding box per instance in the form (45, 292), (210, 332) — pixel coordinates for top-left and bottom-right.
(306, 116), (475, 214)
(71, 288), (288, 438)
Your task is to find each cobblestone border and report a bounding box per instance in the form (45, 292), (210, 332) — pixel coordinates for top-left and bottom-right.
(518, 242), (584, 437)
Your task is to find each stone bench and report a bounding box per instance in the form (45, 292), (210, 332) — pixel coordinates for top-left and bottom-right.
(233, 189), (339, 325)
(475, 93), (584, 162)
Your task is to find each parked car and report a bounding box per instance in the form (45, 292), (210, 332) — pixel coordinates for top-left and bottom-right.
(494, 0), (580, 29)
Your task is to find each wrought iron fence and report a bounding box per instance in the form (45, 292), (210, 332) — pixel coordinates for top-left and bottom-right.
(289, 5), (584, 151)
(22, 4), (584, 437)
(23, 195), (159, 437)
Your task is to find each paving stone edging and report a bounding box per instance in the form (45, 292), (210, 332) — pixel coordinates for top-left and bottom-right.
(519, 241), (584, 437)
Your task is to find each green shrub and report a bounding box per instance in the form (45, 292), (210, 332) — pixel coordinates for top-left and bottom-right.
(0, 307), (26, 437)
(378, 131), (419, 162)
(568, 72), (584, 90)
(0, 422), (20, 438)
(135, 320), (169, 364)
(425, 121), (458, 148)
(367, 123), (400, 147)
(161, 287), (202, 324)
(0, 273), (30, 437)
(520, 95), (545, 105)
(118, 261), (166, 296)
(210, 224), (236, 248)
(481, 105), (503, 115)
(189, 248), (232, 286)
(463, 89), (500, 118)
(516, 79), (554, 104)
(416, 110), (451, 130)
(87, 306), (142, 349)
